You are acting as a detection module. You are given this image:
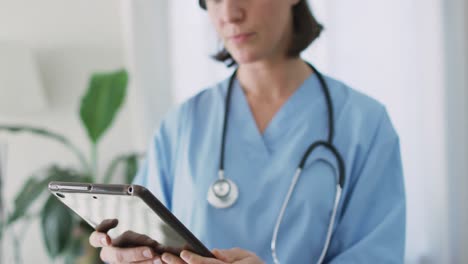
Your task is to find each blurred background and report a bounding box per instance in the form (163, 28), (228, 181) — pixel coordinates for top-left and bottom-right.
(0, 0), (466, 263)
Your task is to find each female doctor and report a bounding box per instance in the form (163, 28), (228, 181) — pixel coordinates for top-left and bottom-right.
(90, 0), (406, 263)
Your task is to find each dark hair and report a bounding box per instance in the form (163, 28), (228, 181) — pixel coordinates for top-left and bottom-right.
(212, 0), (324, 67)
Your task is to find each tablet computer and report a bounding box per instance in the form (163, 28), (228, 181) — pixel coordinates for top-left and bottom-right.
(48, 181), (214, 258)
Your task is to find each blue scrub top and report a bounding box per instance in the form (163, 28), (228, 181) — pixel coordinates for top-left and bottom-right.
(134, 72), (406, 263)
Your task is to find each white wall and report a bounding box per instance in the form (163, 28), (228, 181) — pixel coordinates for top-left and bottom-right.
(120, 0), (173, 149)
(169, 0), (232, 104)
(0, 0), (132, 263)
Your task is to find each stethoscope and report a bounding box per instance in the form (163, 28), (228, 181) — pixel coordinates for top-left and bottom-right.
(206, 62), (345, 264)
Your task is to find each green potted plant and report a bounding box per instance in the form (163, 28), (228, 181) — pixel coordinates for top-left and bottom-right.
(0, 69), (142, 263)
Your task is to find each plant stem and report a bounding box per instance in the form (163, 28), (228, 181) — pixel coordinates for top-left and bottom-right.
(10, 227), (22, 264)
(91, 144), (98, 182)
(8, 215), (36, 264)
(69, 143), (92, 176)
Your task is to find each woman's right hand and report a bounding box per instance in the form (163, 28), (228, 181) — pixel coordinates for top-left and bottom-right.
(89, 219), (163, 264)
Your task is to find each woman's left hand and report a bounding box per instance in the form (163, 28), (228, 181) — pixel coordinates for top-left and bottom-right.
(161, 248), (264, 264)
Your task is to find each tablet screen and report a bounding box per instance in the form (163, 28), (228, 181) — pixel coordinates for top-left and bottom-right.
(54, 191), (193, 255)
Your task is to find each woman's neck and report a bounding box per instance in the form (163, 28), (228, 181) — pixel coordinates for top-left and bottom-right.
(236, 58), (312, 100)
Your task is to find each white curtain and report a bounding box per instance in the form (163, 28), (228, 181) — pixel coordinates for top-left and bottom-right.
(123, 0), (451, 262)
(443, 0), (468, 262)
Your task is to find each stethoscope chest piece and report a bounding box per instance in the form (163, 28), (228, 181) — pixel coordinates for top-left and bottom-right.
(207, 178), (239, 209)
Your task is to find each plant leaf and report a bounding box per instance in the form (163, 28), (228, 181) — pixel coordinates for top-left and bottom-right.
(41, 195), (74, 258)
(7, 166), (86, 225)
(6, 176), (42, 225)
(79, 69), (128, 144)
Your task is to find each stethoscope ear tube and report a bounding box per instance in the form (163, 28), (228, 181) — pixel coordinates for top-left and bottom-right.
(270, 168), (343, 264)
(299, 141), (345, 188)
(316, 185), (342, 264)
(271, 168), (303, 264)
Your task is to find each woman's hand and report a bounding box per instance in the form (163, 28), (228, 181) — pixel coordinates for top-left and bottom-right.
(162, 248), (264, 264)
(89, 219), (162, 263)
(89, 219), (263, 264)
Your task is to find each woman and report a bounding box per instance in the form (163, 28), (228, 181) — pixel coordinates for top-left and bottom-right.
(90, 0), (406, 263)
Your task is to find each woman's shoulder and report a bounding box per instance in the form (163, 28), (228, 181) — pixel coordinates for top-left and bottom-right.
(156, 78), (229, 135)
(322, 74), (398, 141)
(323, 75), (385, 118)
(185, 78), (229, 111)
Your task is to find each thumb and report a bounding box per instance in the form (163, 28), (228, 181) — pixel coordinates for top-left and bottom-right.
(180, 250), (225, 264)
(212, 249), (230, 262)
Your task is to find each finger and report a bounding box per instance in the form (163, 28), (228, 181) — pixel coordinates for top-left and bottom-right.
(112, 230), (160, 249)
(100, 246), (155, 263)
(180, 250), (222, 264)
(161, 252), (186, 264)
(95, 218), (119, 233)
(89, 231), (111, 248)
(216, 248), (252, 261)
(133, 256), (164, 264)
